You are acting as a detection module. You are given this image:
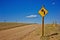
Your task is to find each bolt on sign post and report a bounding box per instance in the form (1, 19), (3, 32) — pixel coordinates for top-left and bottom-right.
(38, 5), (48, 37)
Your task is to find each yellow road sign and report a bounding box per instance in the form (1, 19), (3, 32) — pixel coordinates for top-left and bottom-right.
(39, 6), (48, 17)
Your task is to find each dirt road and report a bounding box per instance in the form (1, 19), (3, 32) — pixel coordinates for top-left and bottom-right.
(0, 24), (40, 40)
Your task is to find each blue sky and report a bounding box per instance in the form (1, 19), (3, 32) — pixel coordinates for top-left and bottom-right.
(0, 0), (60, 24)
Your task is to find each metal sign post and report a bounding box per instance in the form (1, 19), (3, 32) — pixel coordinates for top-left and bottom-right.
(38, 5), (48, 37)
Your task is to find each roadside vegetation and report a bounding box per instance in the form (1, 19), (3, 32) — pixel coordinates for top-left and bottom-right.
(0, 22), (30, 31)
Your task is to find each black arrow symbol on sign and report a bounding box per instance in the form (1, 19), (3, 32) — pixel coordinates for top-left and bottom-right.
(41, 9), (45, 15)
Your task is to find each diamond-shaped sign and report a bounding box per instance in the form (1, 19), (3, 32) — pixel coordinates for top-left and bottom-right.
(39, 6), (48, 17)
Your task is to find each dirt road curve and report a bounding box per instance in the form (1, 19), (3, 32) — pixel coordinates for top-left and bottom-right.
(0, 24), (40, 40)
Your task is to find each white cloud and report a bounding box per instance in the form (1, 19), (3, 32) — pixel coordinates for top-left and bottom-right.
(26, 15), (37, 18)
(52, 2), (55, 5)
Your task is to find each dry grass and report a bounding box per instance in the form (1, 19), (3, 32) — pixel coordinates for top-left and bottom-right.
(0, 23), (60, 40)
(22, 24), (60, 40)
(44, 24), (60, 40)
(0, 22), (30, 31)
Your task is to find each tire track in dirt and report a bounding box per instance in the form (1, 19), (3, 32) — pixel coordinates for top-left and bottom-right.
(0, 24), (38, 40)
